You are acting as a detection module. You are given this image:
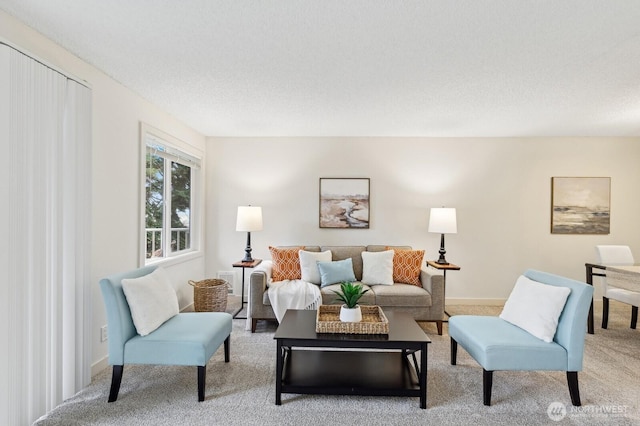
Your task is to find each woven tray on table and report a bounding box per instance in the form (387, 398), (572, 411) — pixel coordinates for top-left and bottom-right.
(189, 278), (228, 312)
(315, 305), (389, 334)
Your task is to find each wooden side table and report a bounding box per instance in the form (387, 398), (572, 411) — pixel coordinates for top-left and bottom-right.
(426, 260), (461, 319)
(232, 259), (262, 319)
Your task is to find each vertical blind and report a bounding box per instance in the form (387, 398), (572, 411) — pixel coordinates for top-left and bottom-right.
(0, 42), (92, 425)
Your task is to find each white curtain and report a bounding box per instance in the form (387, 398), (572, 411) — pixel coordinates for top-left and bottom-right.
(0, 43), (92, 425)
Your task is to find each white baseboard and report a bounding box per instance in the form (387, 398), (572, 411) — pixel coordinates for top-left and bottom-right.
(91, 356), (109, 378)
(447, 298), (603, 307)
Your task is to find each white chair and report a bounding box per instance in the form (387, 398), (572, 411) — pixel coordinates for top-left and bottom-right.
(595, 245), (639, 329)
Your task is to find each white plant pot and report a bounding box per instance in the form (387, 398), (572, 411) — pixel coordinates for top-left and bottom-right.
(339, 304), (362, 322)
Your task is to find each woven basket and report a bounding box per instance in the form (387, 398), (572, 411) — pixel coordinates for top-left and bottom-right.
(189, 278), (229, 312)
(316, 305), (389, 334)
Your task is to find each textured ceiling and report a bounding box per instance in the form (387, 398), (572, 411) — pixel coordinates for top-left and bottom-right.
(2, 0), (640, 137)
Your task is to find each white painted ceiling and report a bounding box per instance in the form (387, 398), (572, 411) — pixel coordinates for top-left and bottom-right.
(2, 0), (640, 137)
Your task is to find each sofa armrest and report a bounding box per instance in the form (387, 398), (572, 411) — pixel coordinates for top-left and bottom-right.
(249, 260), (272, 305)
(420, 267), (445, 314)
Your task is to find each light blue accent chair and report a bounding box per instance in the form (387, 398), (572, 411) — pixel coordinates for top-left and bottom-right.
(99, 265), (233, 402)
(449, 269), (593, 406)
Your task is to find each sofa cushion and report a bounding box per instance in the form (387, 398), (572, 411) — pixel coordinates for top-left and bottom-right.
(367, 245), (411, 252)
(371, 283), (431, 307)
(388, 248), (425, 286)
(299, 250), (332, 285)
(317, 258), (357, 287)
(121, 267), (179, 336)
(361, 250), (394, 285)
(269, 246), (305, 281)
(499, 275), (571, 343)
(321, 246), (366, 280)
(320, 282), (376, 305)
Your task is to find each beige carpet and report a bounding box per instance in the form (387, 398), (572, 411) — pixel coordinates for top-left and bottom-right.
(35, 299), (639, 425)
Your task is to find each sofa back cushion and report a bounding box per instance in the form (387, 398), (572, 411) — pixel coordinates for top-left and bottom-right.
(321, 246), (366, 280)
(367, 245), (412, 252)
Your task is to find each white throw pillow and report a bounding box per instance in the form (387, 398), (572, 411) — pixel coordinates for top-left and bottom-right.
(121, 267), (179, 336)
(499, 275), (571, 343)
(299, 250), (332, 285)
(361, 250), (394, 285)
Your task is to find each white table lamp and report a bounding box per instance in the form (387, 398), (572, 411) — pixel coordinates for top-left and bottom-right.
(428, 207), (457, 265)
(236, 206), (263, 262)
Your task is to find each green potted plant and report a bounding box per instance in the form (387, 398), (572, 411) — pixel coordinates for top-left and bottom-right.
(332, 281), (369, 322)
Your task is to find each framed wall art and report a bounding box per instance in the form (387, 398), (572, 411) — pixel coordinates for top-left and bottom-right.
(551, 177), (610, 234)
(319, 178), (370, 229)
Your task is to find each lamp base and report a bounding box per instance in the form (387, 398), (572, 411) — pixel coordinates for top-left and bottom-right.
(242, 231), (253, 262)
(436, 233), (449, 265)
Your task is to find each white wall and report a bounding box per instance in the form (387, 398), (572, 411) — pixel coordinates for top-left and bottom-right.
(1, 11), (207, 375)
(206, 137), (640, 303)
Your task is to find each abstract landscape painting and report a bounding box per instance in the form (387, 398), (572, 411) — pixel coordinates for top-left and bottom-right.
(319, 178), (370, 228)
(551, 177), (610, 234)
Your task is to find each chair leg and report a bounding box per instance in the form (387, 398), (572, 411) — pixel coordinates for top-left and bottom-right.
(631, 306), (638, 329)
(450, 338), (457, 365)
(602, 297), (609, 329)
(224, 336), (231, 362)
(108, 365), (123, 402)
(483, 369), (493, 406)
(251, 319), (257, 333)
(567, 371), (581, 406)
(197, 366), (206, 402)
(436, 320), (443, 336)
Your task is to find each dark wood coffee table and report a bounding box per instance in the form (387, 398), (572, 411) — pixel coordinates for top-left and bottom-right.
(274, 309), (431, 408)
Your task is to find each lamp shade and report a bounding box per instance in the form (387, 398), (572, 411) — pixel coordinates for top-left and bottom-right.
(428, 207), (457, 234)
(236, 206), (263, 232)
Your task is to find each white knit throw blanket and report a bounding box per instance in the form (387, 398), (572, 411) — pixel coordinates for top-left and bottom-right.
(267, 279), (322, 323)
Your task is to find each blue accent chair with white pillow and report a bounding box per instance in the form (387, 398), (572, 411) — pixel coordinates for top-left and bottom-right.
(99, 265), (233, 402)
(449, 269), (593, 406)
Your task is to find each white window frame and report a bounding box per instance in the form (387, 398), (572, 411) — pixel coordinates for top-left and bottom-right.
(139, 123), (203, 266)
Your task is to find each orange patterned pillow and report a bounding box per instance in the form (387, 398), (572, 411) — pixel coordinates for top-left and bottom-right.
(269, 246), (305, 281)
(387, 248), (425, 286)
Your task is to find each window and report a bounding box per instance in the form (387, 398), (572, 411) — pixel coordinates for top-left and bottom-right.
(141, 125), (201, 263)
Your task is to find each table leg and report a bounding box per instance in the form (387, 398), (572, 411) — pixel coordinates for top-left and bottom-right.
(585, 263), (609, 334)
(275, 340), (283, 405)
(585, 264), (594, 334)
(420, 344), (427, 409)
(232, 267), (247, 319)
(442, 270), (452, 319)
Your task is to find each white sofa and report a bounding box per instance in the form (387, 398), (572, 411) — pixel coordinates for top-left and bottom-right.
(248, 245), (445, 334)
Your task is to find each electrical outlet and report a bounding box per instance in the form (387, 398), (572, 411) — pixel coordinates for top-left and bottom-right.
(101, 325), (108, 342)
